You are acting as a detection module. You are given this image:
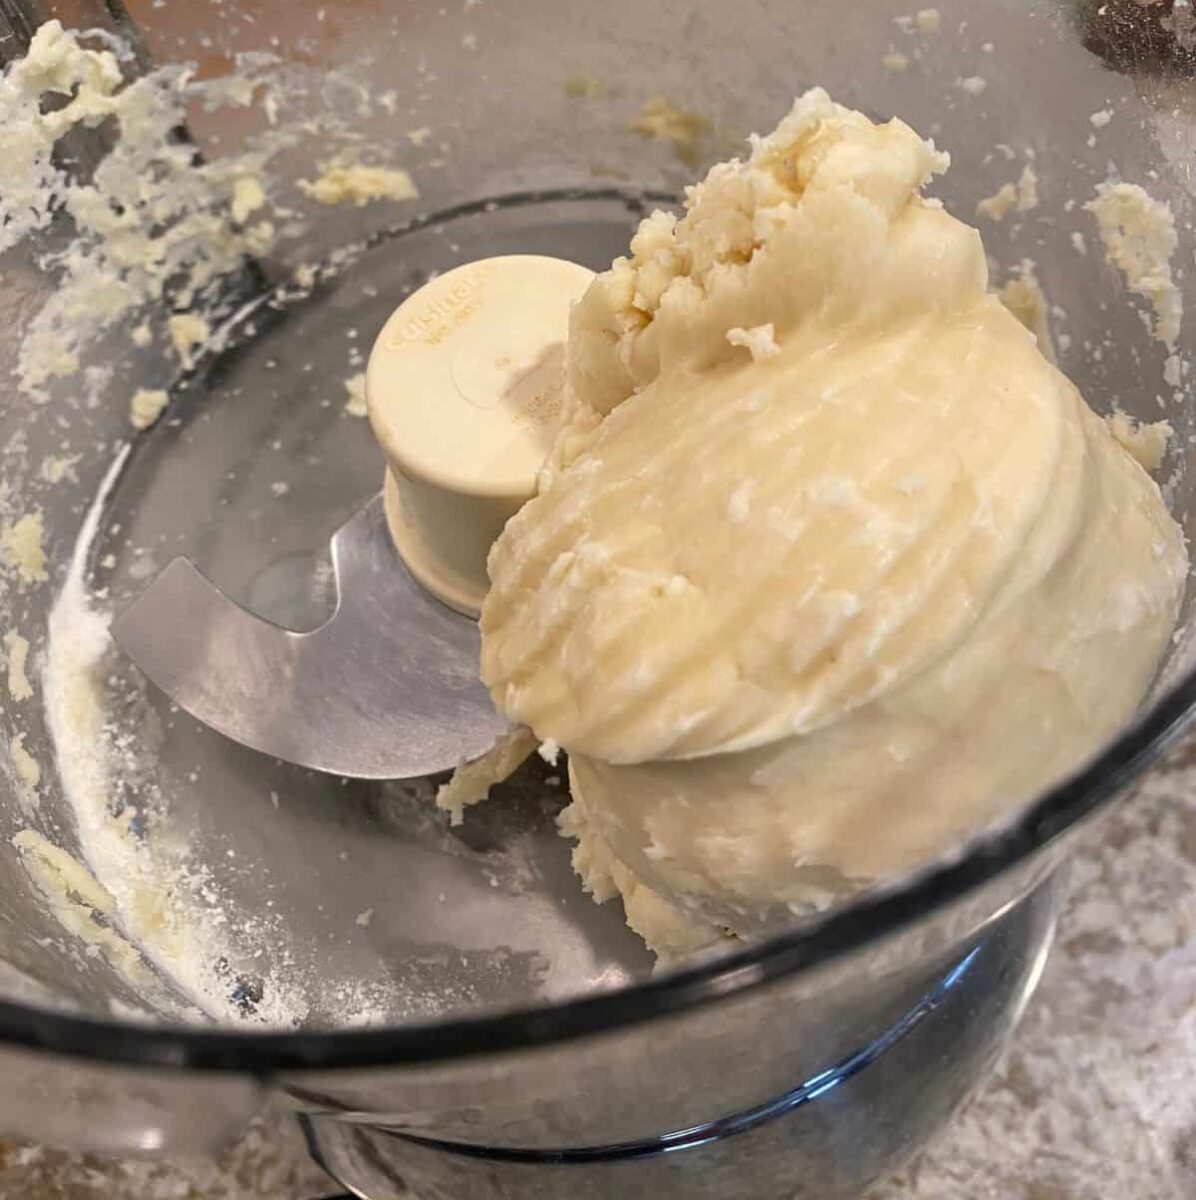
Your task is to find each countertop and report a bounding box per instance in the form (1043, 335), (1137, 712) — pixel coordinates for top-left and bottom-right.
(2, 741), (1193, 1200)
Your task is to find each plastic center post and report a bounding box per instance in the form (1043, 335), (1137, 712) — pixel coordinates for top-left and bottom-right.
(366, 255), (595, 616)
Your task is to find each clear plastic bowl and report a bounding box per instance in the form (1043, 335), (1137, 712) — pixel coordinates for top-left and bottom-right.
(0, 2), (1193, 1197)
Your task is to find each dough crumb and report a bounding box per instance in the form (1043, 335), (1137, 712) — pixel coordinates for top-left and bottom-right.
(916, 7), (941, 34)
(270, 481), (289, 497)
(882, 50), (910, 73)
(10, 733), (41, 793)
(355, 908), (374, 928)
(1016, 163), (1039, 212)
(1071, 230), (1088, 255)
(1, 511), (48, 585)
(344, 372), (367, 417)
(1090, 109), (1113, 128)
(436, 727), (538, 825)
(0, 21), (284, 399)
(129, 387), (169, 430)
(727, 323), (781, 361)
(957, 75), (988, 96)
(1106, 411), (1173, 473)
(39, 454), (80, 484)
(168, 312), (210, 369)
(231, 174), (267, 223)
(1085, 181), (1181, 348)
(559, 798), (726, 961)
(299, 163), (418, 206)
(976, 182), (1017, 221)
(1163, 353), (1183, 389)
(629, 95), (710, 167)
(564, 75), (605, 99)
(4, 631), (33, 701)
(537, 738), (561, 766)
(131, 322), (153, 348)
(999, 259), (1055, 362)
(406, 127), (432, 146)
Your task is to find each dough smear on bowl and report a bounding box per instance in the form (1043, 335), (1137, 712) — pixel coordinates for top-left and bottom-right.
(476, 89), (1188, 959)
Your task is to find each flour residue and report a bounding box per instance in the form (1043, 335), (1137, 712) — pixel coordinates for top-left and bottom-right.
(1, 22), (272, 399)
(11, 828), (170, 1004)
(0, 20), (420, 403)
(34, 446), (310, 1025)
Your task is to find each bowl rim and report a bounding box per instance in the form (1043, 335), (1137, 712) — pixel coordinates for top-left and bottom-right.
(0, 666), (1192, 1075)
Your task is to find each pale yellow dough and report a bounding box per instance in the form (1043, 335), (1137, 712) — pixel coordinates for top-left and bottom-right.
(480, 90), (1188, 959)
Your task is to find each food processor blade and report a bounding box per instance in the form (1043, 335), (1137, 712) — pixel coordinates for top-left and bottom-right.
(110, 491), (508, 779)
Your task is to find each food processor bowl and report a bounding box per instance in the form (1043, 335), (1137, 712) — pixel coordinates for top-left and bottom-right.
(0, 1), (1194, 1197)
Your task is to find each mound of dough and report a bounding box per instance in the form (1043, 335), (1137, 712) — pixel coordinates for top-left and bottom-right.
(480, 90), (1187, 958)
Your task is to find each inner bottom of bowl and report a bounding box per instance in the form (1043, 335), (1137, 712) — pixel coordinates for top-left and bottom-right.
(45, 190), (673, 1029)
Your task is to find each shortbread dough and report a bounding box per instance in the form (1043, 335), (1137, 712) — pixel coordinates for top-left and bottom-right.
(480, 90), (1188, 958)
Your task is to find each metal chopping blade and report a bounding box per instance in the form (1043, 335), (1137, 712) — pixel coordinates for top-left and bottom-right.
(111, 493), (509, 779)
